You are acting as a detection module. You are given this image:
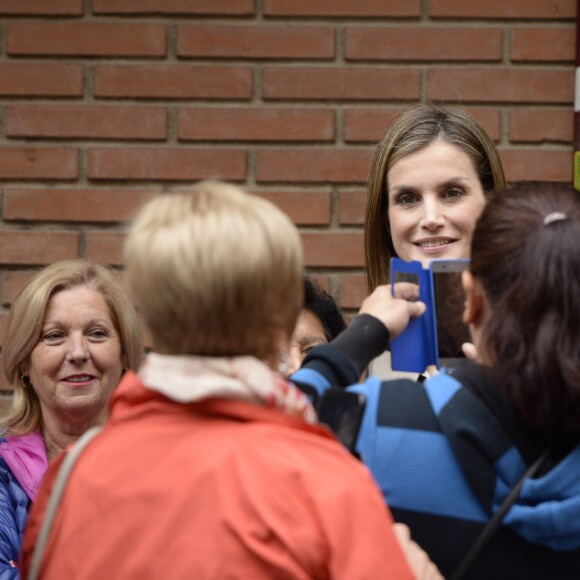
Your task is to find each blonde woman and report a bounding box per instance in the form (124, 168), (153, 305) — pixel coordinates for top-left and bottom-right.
(0, 259), (142, 576)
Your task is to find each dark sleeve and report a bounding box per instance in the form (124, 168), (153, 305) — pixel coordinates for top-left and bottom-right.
(0, 467), (26, 579)
(300, 314), (390, 389)
(329, 314), (390, 375)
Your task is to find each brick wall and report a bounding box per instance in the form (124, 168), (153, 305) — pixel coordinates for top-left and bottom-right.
(0, 0), (576, 403)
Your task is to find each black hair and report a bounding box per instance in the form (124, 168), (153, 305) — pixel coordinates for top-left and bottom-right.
(303, 276), (346, 342)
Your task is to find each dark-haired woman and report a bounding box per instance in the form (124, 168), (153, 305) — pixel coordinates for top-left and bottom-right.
(294, 181), (580, 579)
(364, 103), (506, 380)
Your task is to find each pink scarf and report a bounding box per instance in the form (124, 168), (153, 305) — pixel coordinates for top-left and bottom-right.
(138, 353), (317, 424)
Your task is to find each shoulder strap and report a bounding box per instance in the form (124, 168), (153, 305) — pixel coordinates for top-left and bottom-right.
(28, 425), (103, 580)
(449, 445), (552, 580)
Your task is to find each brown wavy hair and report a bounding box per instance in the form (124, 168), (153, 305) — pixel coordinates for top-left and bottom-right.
(471, 181), (580, 435)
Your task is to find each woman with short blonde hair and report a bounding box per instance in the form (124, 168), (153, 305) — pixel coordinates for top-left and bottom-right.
(124, 180), (302, 360)
(22, 181), (428, 579)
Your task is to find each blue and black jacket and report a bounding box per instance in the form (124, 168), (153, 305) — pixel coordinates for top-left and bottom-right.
(292, 315), (580, 579)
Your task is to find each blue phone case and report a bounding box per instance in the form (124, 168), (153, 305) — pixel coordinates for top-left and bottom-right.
(390, 258), (470, 372)
(389, 258), (437, 372)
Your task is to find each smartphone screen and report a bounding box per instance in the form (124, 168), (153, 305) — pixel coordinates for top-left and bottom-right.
(317, 390), (366, 454)
(431, 261), (471, 369)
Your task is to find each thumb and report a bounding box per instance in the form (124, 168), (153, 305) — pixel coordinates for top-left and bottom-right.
(408, 300), (426, 318)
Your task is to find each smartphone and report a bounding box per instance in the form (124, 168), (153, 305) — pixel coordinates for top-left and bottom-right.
(430, 259), (471, 371)
(316, 389), (366, 455)
(390, 258), (435, 372)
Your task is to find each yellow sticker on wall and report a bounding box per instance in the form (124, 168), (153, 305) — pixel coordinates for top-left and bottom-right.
(575, 151), (580, 191)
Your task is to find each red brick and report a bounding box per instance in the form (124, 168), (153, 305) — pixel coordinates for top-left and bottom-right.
(428, 69), (573, 104)
(250, 190), (331, 225)
(178, 108), (334, 142)
(256, 150), (370, 183)
(264, 0), (419, 17)
(501, 149), (572, 182)
(0, 352), (13, 388)
(339, 274), (367, 308)
(95, 65), (252, 100)
(86, 232), (125, 266)
(3, 188), (160, 223)
(301, 233), (364, 267)
(511, 28), (574, 62)
(509, 108), (572, 143)
(93, 0), (254, 15)
(88, 148), (246, 181)
(0, 231), (79, 265)
(0, 316), (6, 349)
(177, 25), (334, 59)
(467, 108), (502, 141)
(0, 0), (82, 14)
(0, 148), (78, 179)
(7, 23), (165, 57)
(339, 190), (366, 225)
(263, 67), (420, 101)
(308, 274), (331, 293)
(343, 108), (404, 143)
(346, 27), (501, 61)
(430, 0), (575, 18)
(6, 105), (167, 140)
(2, 270), (36, 307)
(344, 106), (501, 144)
(0, 63), (82, 97)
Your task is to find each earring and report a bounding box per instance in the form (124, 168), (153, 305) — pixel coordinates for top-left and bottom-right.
(19, 373), (30, 389)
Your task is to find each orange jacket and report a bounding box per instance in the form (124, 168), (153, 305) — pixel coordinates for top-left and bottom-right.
(22, 372), (411, 579)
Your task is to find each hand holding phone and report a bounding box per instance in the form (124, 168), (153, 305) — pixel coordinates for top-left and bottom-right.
(359, 284), (425, 340)
(389, 258), (472, 372)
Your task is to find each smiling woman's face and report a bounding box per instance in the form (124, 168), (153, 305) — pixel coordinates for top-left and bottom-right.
(387, 140), (487, 267)
(23, 285), (124, 426)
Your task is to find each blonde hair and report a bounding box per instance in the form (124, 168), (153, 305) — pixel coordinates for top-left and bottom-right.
(124, 181), (303, 359)
(1, 259), (143, 436)
(365, 102), (506, 292)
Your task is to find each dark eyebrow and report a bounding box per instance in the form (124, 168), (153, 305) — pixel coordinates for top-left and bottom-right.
(438, 177), (470, 189)
(390, 176), (470, 197)
(298, 335), (327, 348)
(388, 185), (418, 198)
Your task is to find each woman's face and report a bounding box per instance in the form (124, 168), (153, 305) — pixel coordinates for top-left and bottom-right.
(23, 286), (124, 425)
(287, 309), (327, 377)
(387, 140), (487, 267)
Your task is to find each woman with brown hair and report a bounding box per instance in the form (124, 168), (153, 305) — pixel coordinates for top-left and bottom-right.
(295, 181), (580, 578)
(364, 103), (506, 378)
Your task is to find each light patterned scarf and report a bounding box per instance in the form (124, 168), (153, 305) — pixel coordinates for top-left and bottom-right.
(138, 352), (317, 424)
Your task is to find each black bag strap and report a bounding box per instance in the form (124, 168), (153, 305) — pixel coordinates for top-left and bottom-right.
(449, 445), (552, 580)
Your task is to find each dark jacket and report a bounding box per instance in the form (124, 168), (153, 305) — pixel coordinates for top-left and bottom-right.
(0, 432), (48, 579)
(293, 315), (580, 579)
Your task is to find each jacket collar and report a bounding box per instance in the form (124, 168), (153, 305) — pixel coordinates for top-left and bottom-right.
(0, 431), (48, 501)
